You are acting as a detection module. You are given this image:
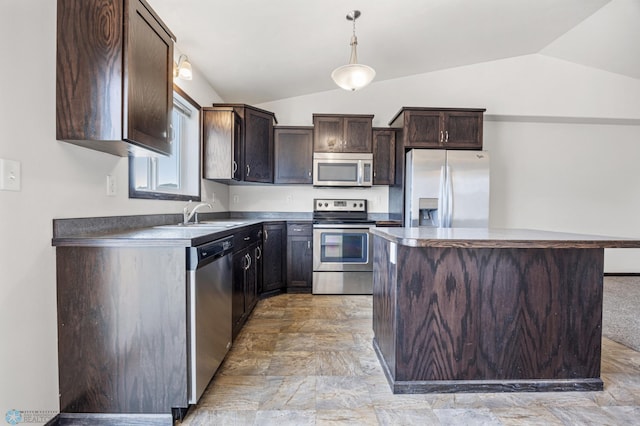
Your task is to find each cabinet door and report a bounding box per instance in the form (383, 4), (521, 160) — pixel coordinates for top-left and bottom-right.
(313, 116), (344, 152)
(124, 0), (173, 155)
(286, 222), (312, 291)
(274, 128), (313, 184)
(243, 108), (273, 183)
(203, 109), (241, 181)
(442, 111), (484, 149)
(373, 129), (396, 185)
(232, 249), (247, 337)
(344, 117), (373, 152)
(245, 248), (258, 312)
(405, 111), (442, 148)
(287, 236), (313, 291)
(262, 223), (287, 293)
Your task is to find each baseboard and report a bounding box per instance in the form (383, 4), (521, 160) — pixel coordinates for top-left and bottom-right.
(605, 273), (640, 276)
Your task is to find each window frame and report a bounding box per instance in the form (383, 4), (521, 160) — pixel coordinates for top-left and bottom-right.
(128, 85), (202, 202)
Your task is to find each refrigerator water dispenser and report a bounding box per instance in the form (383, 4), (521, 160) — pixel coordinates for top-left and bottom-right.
(419, 198), (439, 227)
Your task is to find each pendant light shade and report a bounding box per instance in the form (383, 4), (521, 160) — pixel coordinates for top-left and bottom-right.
(331, 10), (375, 91)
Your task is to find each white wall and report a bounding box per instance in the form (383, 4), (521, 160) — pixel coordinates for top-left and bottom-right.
(0, 2), (225, 422)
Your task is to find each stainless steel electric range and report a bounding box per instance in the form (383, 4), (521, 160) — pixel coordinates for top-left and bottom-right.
(312, 198), (374, 295)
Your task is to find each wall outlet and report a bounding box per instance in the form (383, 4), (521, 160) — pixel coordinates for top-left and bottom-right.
(0, 158), (21, 191)
(106, 174), (116, 196)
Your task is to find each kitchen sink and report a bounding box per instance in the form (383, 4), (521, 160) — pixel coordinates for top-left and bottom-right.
(155, 221), (246, 230)
(155, 223), (227, 230)
(198, 221), (247, 227)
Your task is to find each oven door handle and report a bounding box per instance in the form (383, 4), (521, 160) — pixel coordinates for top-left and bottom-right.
(313, 224), (373, 229)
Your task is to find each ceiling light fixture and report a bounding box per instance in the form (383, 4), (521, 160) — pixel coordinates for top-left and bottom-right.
(331, 10), (376, 91)
(174, 54), (193, 80)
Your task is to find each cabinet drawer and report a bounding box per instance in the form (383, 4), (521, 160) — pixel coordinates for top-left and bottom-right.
(287, 222), (312, 236)
(234, 225), (262, 251)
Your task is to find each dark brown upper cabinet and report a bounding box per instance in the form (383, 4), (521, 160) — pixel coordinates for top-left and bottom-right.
(372, 128), (396, 185)
(56, 0), (176, 157)
(203, 104), (277, 184)
(313, 114), (373, 153)
(274, 126), (313, 184)
(389, 107), (485, 150)
(202, 107), (242, 181)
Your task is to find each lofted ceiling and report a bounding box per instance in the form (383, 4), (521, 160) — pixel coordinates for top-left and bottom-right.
(147, 0), (639, 105)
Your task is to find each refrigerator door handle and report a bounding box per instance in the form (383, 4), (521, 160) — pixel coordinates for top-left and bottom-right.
(446, 165), (453, 227)
(438, 165), (446, 228)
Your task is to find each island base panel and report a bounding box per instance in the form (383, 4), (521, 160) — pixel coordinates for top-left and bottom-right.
(373, 338), (603, 394)
(372, 235), (605, 393)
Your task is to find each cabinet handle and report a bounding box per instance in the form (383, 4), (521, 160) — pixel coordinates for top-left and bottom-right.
(308, 170), (312, 177)
(232, 161), (238, 174)
(440, 130), (444, 143)
(256, 246), (262, 260)
(307, 241), (311, 249)
(445, 130), (449, 143)
(264, 229), (268, 241)
(244, 253), (251, 270)
(169, 124), (174, 143)
(244, 236), (250, 241)
(246, 164), (250, 176)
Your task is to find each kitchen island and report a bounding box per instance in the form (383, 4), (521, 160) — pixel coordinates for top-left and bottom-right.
(370, 227), (640, 393)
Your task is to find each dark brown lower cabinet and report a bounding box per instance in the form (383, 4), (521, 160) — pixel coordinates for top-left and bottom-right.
(286, 222), (313, 293)
(232, 225), (262, 339)
(262, 222), (287, 295)
(55, 246), (187, 424)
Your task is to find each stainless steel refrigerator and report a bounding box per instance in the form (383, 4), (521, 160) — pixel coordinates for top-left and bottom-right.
(404, 149), (490, 228)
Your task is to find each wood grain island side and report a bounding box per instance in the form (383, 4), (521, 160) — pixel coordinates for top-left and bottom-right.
(370, 227), (640, 393)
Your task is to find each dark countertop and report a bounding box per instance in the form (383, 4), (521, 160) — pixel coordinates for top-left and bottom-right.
(52, 219), (267, 248)
(371, 227), (640, 249)
(52, 213), (313, 248)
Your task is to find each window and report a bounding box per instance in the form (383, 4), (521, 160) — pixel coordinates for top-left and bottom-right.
(129, 86), (201, 201)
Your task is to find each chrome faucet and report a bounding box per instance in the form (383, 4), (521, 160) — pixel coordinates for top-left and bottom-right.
(183, 201), (213, 224)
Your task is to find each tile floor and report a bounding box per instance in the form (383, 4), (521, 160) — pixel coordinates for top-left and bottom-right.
(178, 294), (640, 425)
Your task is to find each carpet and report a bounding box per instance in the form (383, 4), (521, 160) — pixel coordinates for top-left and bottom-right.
(602, 276), (640, 352)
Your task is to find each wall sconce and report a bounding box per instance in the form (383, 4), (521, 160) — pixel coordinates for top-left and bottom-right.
(174, 54), (193, 80)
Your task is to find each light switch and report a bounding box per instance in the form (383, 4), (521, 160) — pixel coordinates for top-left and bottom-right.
(0, 158), (21, 191)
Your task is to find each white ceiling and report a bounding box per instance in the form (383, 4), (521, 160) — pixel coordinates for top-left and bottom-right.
(147, 0), (639, 105)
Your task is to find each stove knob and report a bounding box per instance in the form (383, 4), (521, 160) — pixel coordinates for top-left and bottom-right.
(324, 202), (328, 207)
(353, 203), (357, 208)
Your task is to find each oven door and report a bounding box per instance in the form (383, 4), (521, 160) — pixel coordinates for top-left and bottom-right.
(313, 224), (372, 272)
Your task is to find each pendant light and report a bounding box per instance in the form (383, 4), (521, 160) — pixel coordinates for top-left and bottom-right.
(331, 10), (376, 91)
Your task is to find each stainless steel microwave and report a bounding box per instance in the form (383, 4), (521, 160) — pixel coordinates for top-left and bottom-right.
(313, 152), (373, 187)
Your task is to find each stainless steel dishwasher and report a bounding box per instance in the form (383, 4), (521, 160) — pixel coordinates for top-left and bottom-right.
(187, 235), (233, 404)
